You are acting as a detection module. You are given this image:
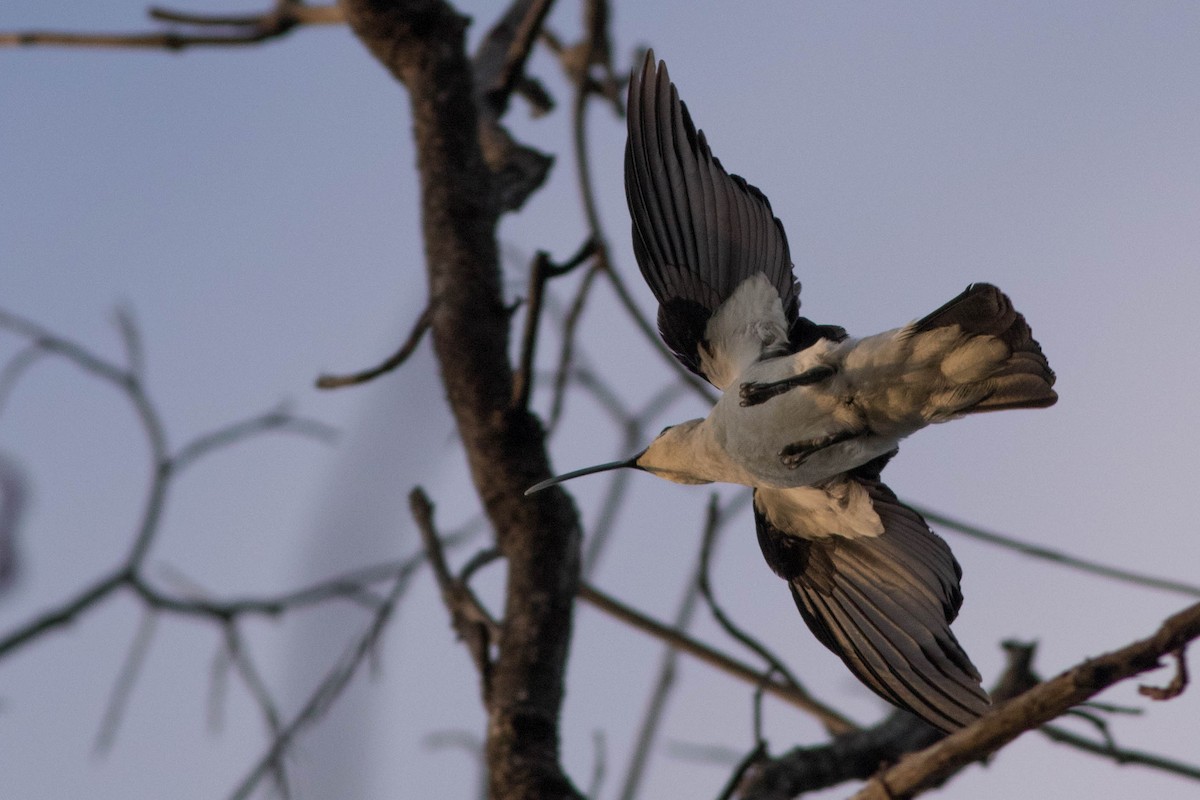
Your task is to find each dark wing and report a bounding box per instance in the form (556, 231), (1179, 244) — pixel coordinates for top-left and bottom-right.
(626, 51), (831, 380)
(753, 478), (990, 732)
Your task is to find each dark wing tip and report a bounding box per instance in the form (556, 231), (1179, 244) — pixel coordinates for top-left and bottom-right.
(625, 51), (804, 381)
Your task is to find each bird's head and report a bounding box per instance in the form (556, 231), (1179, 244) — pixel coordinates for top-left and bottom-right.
(524, 419), (710, 496)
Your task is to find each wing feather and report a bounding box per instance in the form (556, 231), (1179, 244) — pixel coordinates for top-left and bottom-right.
(625, 51), (799, 380)
(754, 480), (989, 731)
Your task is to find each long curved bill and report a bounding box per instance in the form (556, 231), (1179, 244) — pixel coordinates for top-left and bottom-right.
(525, 456), (641, 495)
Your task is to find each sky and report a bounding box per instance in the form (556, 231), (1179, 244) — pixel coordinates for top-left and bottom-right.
(2, 2), (1200, 799)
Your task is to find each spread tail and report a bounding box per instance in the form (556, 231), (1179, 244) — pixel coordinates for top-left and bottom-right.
(844, 284), (1057, 433)
(911, 283), (1057, 415)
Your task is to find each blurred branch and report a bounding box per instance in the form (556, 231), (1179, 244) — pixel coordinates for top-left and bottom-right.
(0, 307), (439, 786)
(316, 303), (433, 390)
(913, 502), (1200, 599)
(697, 495), (846, 735)
(228, 545), (427, 800)
(0, 2), (342, 50)
(1040, 722), (1200, 780)
(577, 580), (856, 734)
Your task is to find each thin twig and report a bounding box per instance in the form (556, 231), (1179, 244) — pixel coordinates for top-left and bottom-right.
(1, 3), (342, 50)
(228, 552), (425, 800)
(912, 503), (1200, 599)
(578, 580), (856, 734)
(316, 303), (433, 389)
(697, 496), (829, 728)
(94, 610), (158, 755)
(617, 493), (712, 800)
(513, 241), (597, 410)
(1039, 723), (1200, 780)
(411, 488), (497, 689)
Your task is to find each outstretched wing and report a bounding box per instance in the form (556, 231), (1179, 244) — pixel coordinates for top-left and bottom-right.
(625, 51), (838, 384)
(753, 478), (990, 732)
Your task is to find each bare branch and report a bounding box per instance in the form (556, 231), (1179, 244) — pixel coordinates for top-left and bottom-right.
(913, 503), (1200, 599)
(316, 303), (433, 389)
(411, 487), (498, 691)
(697, 495), (848, 735)
(94, 610), (158, 755)
(512, 241), (598, 410)
(0, 2), (342, 51)
(173, 406), (338, 472)
(228, 550), (425, 800)
(1039, 722), (1200, 781)
(578, 581), (856, 734)
(1140, 647), (1188, 701)
(851, 602), (1200, 800)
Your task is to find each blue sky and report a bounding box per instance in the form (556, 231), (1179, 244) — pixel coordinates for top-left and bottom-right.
(3, 2), (1199, 798)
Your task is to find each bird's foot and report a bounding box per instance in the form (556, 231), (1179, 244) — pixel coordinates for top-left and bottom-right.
(780, 429), (861, 469)
(739, 365), (835, 407)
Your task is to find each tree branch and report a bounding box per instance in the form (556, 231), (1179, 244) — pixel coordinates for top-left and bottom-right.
(338, 1), (585, 796)
(0, 2), (342, 50)
(852, 602), (1200, 799)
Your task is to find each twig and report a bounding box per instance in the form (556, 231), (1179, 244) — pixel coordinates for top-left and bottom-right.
(411, 487), (498, 690)
(577, 580), (856, 734)
(1, 2), (342, 50)
(222, 622), (290, 797)
(512, 241), (597, 410)
(112, 306), (145, 380)
(94, 610), (158, 755)
(715, 740), (768, 800)
(851, 602), (1200, 799)
(1039, 723), (1200, 780)
(316, 303), (433, 389)
(549, 260), (603, 429)
(173, 406), (338, 472)
(617, 489), (714, 800)
(697, 496), (833, 731)
(1140, 647), (1188, 700)
(227, 549), (425, 800)
(912, 503), (1200, 599)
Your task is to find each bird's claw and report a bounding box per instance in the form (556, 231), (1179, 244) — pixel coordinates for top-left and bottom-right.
(739, 365), (835, 407)
(780, 429), (861, 468)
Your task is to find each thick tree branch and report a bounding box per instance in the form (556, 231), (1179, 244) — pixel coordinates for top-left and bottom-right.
(851, 602), (1200, 799)
(338, 2), (584, 797)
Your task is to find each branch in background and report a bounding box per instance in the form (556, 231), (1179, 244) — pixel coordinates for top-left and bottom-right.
(0, 453), (27, 595)
(0, 308), (445, 797)
(228, 547), (427, 800)
(698, 495), (850, 736)
(471, 0), (557, 212)
(512, 239), (598, 410)
(316, 303), (433, 389)
(0, 2), (343, 50)
(912, 502), (1200, 599)
(578, 580), (855, 734)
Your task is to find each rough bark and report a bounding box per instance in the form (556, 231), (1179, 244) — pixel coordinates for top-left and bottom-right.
(339, 2), (583, 797)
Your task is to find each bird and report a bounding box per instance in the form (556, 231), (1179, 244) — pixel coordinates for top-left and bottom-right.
(527, 51), (1057, 732)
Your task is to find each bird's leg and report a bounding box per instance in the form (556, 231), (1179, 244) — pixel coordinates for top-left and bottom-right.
(739, 365), (835, 407)
(780, 428), (862, 469)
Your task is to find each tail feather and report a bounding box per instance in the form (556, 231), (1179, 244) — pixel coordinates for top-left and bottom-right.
(914, 284), (1057, 415)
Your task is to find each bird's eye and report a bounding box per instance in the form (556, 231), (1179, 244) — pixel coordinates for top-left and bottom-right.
(658, 424), (674, 436)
